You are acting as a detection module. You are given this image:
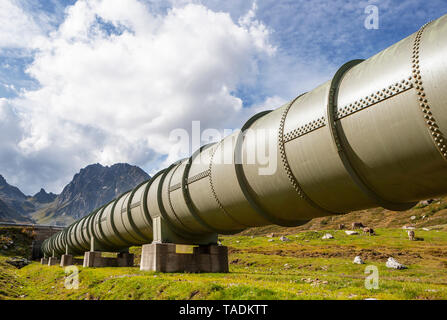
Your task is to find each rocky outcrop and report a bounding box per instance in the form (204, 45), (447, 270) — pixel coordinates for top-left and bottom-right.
(41, 163), (150, 221)
(32, 189), (57, 204)
(0, 175), (34, 222)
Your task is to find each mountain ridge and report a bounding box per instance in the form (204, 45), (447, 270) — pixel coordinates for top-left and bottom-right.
(0, 163), (150, 225)
(32, 163), (150, 225)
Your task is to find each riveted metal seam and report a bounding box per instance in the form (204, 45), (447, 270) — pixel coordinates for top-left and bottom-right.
(209, 141), (250, 228)
(182, 144), (240, 235)
(125, 179), (153, 242)
(115, 192), (142, 244)
(142, 170), (168, 231)
(89, 207), (113, 250)
(412, 22), (447, 160)
(156, 164), (200, 240)
(335, 78), (413, 120)
(77, 215), (90, 250)
(109, 192), (135, 247)
(235, 110), (307, 226)
(279, 94), (335, 216)
(67, 223), (82, 253)
(327, 59), (417, 211)
(284, 116), (326, 143)
(96, 203), (117, 249)
(166, 161), (199, 234)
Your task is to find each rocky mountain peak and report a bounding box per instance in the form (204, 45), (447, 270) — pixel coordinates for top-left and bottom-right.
(0, 175), (27, 201)
(53, 163), (150, 220)
(32, 188), (57, 204)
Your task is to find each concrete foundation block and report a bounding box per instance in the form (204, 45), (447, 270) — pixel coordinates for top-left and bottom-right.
(40, 257), (48, 265)
(117, 252), (134, 267)
(140, 243), (228, 273)
(48, 257), (60, 266)
(60, 254), (73, 266)
(83, 251), (134, 268)
(60, 255), (83, 267)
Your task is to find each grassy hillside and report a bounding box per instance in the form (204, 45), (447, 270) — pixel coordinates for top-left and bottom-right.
(238, 196), (447, 236)
(1, 227), (446, 300)
(0, 227), (34, 299)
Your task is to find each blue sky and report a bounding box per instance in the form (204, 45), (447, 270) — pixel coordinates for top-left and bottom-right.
(0, 0), (446, 194)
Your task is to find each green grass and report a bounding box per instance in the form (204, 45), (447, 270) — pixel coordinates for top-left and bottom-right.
(1, 227), (447, 300)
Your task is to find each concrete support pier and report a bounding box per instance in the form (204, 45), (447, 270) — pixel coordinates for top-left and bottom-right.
(48, 257), (60, 266)
(60, 254), (83, 267)
(40, 257), (48, 265)
(83, 252), (134, 268)
(140, 243), (228, 273)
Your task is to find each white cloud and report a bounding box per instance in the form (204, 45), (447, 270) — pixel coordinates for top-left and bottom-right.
(0, 0), (44, 50)
(2, 0), (276, 193)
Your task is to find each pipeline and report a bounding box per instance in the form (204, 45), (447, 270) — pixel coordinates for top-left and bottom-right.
(42, 14), (447, 257)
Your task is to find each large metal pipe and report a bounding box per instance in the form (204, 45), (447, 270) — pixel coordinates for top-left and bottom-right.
(42, 14), (447, 256)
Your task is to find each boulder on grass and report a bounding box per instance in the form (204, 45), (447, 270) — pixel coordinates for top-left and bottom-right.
(386, 257), (407, 270)
(353, 256), (365, 264)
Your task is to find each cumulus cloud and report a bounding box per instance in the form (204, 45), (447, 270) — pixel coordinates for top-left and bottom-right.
(1, 0), (276, 194)
(0, 0), (40, 49)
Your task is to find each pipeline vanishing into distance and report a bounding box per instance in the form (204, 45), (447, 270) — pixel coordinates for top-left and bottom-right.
(42, 14), (447, 257)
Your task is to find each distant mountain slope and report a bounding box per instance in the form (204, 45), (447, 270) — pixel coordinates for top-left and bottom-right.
(0, 175), (27, 202)
(33, 163), (150, 225)
(0, 175), (34, 223)
(31, 189), (57, 204)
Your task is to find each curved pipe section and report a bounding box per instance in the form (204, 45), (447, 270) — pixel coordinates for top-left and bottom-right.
(42, 15), (447, 257)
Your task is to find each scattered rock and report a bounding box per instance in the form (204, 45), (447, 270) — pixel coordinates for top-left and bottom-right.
(345, 230), (359, 235)
(402, 226), (415, 230)
(353, 256), (365, 264)
(268, 239), (274, 242)
(6, 257), (30, 269)
(280, 236), (290, 242)
(422, 227), (430, 231)
(386, 257), (407, 270)
(364, 298), (378, 300)
(410, 215), (417, 220)
(235, 240), (240, 243)
(422, 215), (427, 219)
(322, 233), (334, 239)
(301, 278), (328, 286)
(266, 233), (275, 238)
(283, 263), (290, 269)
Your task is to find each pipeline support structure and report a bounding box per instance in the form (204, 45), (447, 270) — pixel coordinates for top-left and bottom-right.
(42, 15), (447, 272)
